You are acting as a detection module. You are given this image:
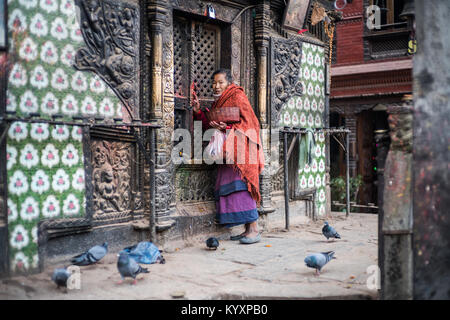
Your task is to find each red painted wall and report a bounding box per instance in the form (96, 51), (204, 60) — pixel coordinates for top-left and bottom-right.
(331, 0), (413, 98)
(334, 0), (365, 66)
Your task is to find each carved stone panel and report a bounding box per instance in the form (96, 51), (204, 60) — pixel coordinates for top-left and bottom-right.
(175, 166), (216, 203)
(91, 139), (138, 224)
(74, 0), (140, 120)
(270, 37), (303, 125)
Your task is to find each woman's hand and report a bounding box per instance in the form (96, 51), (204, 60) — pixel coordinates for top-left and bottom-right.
(209, 121), (227, 131)
(191, 95), (200, 114)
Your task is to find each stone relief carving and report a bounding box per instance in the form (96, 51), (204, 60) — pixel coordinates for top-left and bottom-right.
(91, 140), (134, 218)
(270, 37), (303, 125)
(176, 167), (217, 202)
(74, 0), (139, 118)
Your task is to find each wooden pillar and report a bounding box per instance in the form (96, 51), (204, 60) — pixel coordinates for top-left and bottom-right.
(147, 1), (168, 120)
(147, 1), (176, 234)
(254, 1), (270, 126)
(254, 1), (274, 215)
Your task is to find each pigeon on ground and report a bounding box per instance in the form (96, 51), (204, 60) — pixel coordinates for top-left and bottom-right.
(51, 268), (71, 288)
(206, 237), (219, 250)
(122, 241), (165, 264)
(304, 251), (336, 276)
(322, 221), (341, 241)
(117, 251), (149, 285)
(70, 242), (108, 266)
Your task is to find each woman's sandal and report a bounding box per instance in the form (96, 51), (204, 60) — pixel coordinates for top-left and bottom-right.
(230, 234), (246, 241)
(239, 233), (261, 244)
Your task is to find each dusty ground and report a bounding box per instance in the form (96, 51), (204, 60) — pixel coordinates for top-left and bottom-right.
(0, 212), (379, 300)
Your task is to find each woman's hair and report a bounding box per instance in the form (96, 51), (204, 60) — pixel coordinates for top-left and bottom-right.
(212, 68), (233, 83)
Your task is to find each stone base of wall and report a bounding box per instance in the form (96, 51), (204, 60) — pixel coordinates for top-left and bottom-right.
(43, 223), (150, 269)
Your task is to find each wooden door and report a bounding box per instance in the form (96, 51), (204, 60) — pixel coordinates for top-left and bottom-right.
(357, 110), (377, 205)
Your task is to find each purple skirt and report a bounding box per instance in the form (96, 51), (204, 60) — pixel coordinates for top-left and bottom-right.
(215, 165), (258, 228)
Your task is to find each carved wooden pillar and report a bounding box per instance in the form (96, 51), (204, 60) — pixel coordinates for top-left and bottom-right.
(148, 1), (168, 120)
(255, 1), (274, 214)
(147, 1), (176, 233)
(254, 1), (270, 126)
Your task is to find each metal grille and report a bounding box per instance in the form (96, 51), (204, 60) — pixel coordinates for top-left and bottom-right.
(371, 36), (408, 53)
(192, 24), (219, 99)
(370, 35), (408, 59)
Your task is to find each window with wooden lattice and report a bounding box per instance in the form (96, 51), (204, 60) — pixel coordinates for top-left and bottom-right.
(173, 16), (221, 136)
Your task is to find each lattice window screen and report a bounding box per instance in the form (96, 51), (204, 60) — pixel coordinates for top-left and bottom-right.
(173, 17), (220, 133)
(173, 19), (188, 98)
(192, 24), (220, 99)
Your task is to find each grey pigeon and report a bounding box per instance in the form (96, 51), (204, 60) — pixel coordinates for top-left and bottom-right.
(51, 268), (71, 288)
(117, 251), (149, 285)
(322, 221), (341, 241)
(70, 242), (108, 266)
(206, 237), (219, 250)
(304, 251), (336, 275)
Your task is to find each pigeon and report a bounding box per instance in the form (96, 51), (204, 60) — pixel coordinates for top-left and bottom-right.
(117, 251), (149, 285)
(70, 242), (108, 266)
(206, 237), (219, 250)
(51, 268), (71, 288)
(304, 251), (336, 276)
(322, 221), (341, 241)
(122, 241), (165, 264)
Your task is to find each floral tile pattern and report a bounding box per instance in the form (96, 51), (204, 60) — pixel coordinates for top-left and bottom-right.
(6, 0), (124, 274)
(279, 42), (327, 216)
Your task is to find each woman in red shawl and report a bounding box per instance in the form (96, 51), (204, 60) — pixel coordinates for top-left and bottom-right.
(192, 69), (264, 244)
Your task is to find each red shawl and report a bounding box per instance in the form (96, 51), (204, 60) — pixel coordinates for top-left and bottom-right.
(212, 84), (265, 204)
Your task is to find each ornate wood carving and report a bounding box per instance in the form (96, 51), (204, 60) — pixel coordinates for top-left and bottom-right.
(74, 0), (140, 119)
(155, 159), (176, 218)
(176, 166), (216, 202)
(254, 1), (271, 125)
(240, 9), (256, 109)
(231, 22), (241, 86)
(170, 0), (237, 23)
(270, 37), (304, 125)
(91, 139), (137, 223)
